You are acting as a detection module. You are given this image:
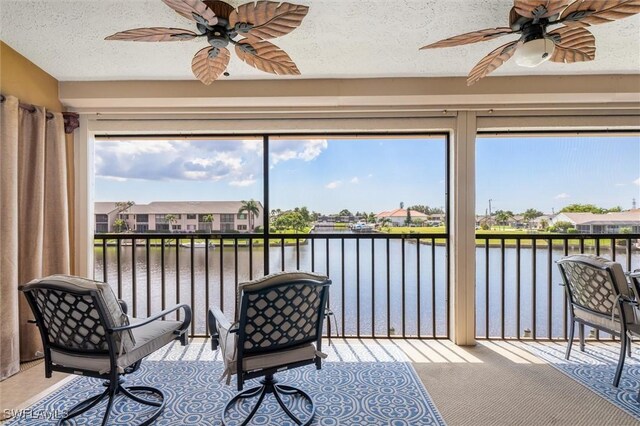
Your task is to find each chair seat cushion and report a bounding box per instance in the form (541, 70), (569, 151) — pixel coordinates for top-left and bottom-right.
(220, 341), (317, 383)
(574, 307), (640, 337)
(50, 317), (182, 374)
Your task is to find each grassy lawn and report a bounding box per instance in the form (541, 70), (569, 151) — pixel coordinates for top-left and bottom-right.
(378, 226), (630, 248)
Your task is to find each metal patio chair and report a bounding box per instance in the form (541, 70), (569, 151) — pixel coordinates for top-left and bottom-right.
(20, 274), (192, 425)
(557, 254), (639, 388)
(208, 271), (331, 426)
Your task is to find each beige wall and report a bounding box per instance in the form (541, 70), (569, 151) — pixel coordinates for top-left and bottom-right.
(0, 41), (62, 110)
(0, 41), (76, 273)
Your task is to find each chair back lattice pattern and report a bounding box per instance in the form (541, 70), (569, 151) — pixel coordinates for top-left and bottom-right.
(240, 282), (326, 354)
(29, 288), (109, 352)
(559, 260), (619, 317)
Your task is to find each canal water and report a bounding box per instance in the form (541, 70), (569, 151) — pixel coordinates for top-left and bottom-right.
(94, 231), (639, 338)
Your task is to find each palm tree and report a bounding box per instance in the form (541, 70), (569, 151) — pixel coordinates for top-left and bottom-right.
(202, 214), (214, 233)
(115, 201), (135, 230)
(494, 210), (513, 230)
(165, 214), (178, 233)
(239, 200), (260, 232)
(380, 217), (392, 230)
(523, 208), (543, 229)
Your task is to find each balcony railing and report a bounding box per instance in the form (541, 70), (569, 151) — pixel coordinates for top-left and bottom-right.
(476, 233), (640, 340)
(94, 231), (639, 341)
(94, 232), (450, 339)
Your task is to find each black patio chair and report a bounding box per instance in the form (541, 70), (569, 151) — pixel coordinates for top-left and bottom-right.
(208, 271), (331, 426)
(20, 274), (191, 425)
(557, 255), (639, 388)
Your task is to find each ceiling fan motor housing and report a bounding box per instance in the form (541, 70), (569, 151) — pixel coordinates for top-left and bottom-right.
(207, 26), (231, 48)
(515, 23), (555, 68)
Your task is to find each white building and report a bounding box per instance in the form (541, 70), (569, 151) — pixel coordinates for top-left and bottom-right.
(376, 208), (429, 226)
(551, 210), (640, 234)
(95, 201), (264, 233)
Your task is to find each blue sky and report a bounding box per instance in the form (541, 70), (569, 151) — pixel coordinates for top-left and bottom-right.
(477, 135), (640, 214)
(94, 135), (639, 215)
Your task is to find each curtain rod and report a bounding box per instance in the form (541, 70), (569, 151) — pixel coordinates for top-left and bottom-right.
(0, 94), (80, 133)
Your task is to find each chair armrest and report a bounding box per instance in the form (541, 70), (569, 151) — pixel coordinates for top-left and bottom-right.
(118, 299), (128, 315)
(109, 304), (192, 333)
(627, 271), (640, 302)
(208, 307), (238, 351)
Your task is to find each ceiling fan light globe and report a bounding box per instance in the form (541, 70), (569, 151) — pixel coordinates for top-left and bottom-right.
(514, 37), (555, 67)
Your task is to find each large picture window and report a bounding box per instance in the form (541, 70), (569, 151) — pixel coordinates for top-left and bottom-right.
(475, 133), (640, 339)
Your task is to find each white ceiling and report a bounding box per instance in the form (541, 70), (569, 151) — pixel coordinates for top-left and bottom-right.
(1, 0), (639, 82)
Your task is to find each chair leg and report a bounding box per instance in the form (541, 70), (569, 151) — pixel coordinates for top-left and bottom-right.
(627, 336), (632, 358)
(566, 320), (575, 360)
(57, 388), (109, 425)
(614, 334), (628, 387)
(579, 323), (585, 352)
(58, 376), (165, 426)
(222, 376), (315, 426)
(101, 385), (118, 426)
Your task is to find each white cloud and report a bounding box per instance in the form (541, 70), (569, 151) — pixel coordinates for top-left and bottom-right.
(554, 193), (570, 200)
(99, 176), (128, 182)
(270, 139), (328, 165)
(325, 180), (342, 189)
(634, 177), (640, 186)
(94, 139), (262, 184)
(350, 177), (359, 184)
(229, 175), (257, 187)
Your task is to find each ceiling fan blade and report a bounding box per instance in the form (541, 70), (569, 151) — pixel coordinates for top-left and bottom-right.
(467, 40), (521, 86)
(229, 1), (309, 40)
(513, 0), (573, 19)
(548, 26), (595, 62)
(191, 46), (230, 84)
(420, 27), (514, 50)
(560, 0), (640, 26)
(235, 38), (300, 75)
(105, 27), (197, 41)
(162, 0), (218, 26)
(203, 1), (234, 20)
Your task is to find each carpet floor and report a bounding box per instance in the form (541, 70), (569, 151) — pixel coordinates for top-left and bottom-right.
(4, 359), (444, 425)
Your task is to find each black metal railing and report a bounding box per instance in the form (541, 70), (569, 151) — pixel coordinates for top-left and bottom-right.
(476, 233), (640, 340)
(94, 232), (450, 339)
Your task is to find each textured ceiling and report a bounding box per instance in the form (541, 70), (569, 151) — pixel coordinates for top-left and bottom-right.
(1, 0), (639, 82)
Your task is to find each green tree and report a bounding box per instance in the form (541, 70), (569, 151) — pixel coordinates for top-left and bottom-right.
(113, 218), (126, 233)
(553, 221), (575, 232)
(202, 214), (214, 233)
(405, 209), (412, 225)
(539, 218), (549, 230)
(559, 204), (620, 214)
(380, 217), (392, 230)
(494, 210), (514, 228)
(408, 205), (444, 215)
(523, 208), (543, 228)
(165, 214), (178, 232)
(115, 201), (135, 230)
(239, 199), (260, 232)
(339, 209), (352, 217)
(273, 211), (308, 231)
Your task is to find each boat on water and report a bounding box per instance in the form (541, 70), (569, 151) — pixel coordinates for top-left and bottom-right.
(350, 221), (374, 232)
(179, 242), (215, 249)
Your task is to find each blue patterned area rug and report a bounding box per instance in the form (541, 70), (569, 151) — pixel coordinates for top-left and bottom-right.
(5, 361), (445, 425)
(522, 342), (640, 420)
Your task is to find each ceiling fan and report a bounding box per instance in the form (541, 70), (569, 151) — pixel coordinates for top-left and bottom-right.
(106, 0), (309, 84)
(420, 0), (640, 86)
